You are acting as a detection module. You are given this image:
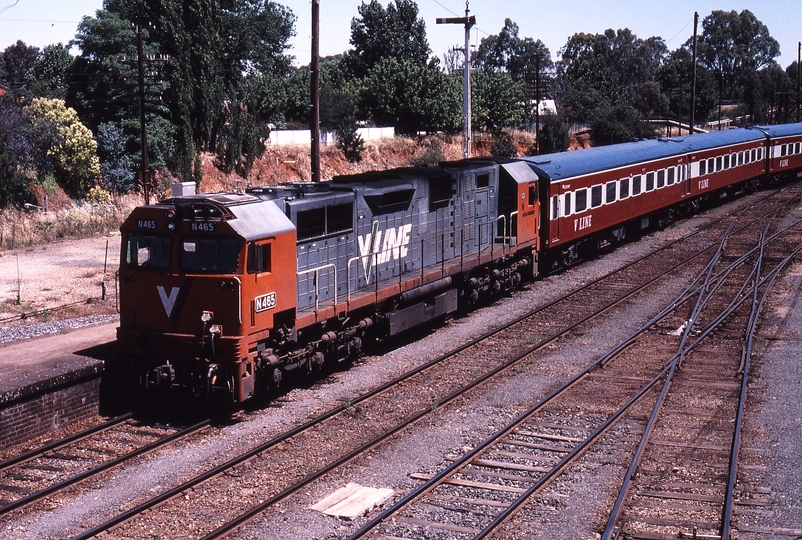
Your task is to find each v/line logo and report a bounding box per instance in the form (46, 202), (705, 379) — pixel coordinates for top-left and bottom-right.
(357, 222), (412, 281)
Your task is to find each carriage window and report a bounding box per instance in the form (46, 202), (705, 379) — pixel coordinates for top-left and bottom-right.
(724, 155), (730, 169)
(738, 152), (743, 166)
(645, 172), (654, 192)
(657, 170), (665, 188)
(667, 168), (675, 185)
(477, 173), (490, 188)
(126, 234), (171, 269)
(708, 158), (715, 172)
(180, 236), (238, 273)
(247, 242), (272, 274)
(575, 189), (587, 212)
(605, 181), (617, 203)
(551, 195), (559, 220)
(620, 178), (630, 199)
(699, 160), (706, 175)
(591, 185), (602, 208)
(563, 192), (572, 216)
(632, 175), (642, 196)
(716, 157), (722, 171)
(528, 185), (538, 205)
(796, 143), (801, 154)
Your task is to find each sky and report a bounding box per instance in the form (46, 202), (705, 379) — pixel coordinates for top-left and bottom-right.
(2, 0), (801, 69)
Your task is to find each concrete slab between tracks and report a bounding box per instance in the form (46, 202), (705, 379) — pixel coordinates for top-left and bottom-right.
(0, 322), (117, 448)
(310, 483), (395, 519)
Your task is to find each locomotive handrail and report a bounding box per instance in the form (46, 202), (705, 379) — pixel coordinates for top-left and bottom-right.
(495, 211), (518, 251)
(297, 263), (338, 312)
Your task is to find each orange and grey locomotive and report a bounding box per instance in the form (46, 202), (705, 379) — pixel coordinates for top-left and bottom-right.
(117, 160), (541, 402)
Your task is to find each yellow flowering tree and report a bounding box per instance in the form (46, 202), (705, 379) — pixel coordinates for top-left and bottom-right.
(27, 98), (100, 198)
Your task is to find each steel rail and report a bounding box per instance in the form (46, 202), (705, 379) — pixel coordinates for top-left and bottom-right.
(0, 413), (133, 472)
(0, 419), (210, 517)
(720, 241), (802, 539)
(602, 229), (802, 539)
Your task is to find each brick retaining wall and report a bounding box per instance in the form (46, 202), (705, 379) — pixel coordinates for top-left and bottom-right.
(0, 365), (103, 449)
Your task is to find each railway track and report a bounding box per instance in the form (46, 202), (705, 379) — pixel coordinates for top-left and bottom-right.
(2, 184), (800, 540)
(600, 202), (802, 540)
(0, 414), (209, 518)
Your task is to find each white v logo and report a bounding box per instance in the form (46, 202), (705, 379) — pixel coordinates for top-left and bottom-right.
(157, 286), (180, 317)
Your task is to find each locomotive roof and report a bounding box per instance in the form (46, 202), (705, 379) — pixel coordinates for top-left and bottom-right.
(523, 127), (773, 182)
(332, 166), (452, 185)
(158, 192), (293, 241)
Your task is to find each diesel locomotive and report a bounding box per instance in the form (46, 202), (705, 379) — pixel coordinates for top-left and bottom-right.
(117, 123), (802, 403)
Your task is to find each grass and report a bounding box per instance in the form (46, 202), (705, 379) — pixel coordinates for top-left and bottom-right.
(0, 195), (138, 251)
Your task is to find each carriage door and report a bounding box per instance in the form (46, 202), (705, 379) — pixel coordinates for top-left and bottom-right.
(549, 188), (561, 245)
(683, 160), (692, 196)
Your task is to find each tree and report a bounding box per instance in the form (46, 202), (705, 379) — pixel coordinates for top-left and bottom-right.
(0, 97), (33, 207)
(26, 44), (73, 100)
(754, 62), (793, 123)
(346, 0), (430, 77)
(3, 40), (39, 98)
(97, 122), (135, 194)
(590, 104), (656, 146)
(216, 101), (263, 176)
(361, 58), (460, 135)
(471, 71), (526, 131)
(655, 48), (718, 126)
(561, 49), (624, 123)
(336, 122), (365, 163)
(69, 10), (146, 130)
(697, 10), (780, 100)
(474, 18), (554, 83)
(27, 98), (100, 198)
(534, 113), (570, 154)
(100, 0), (296, 182)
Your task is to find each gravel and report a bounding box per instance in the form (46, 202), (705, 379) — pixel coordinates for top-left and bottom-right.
(0, 314), (119, 344)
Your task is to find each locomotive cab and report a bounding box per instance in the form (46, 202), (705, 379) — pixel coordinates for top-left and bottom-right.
(117, 193), (296, 403)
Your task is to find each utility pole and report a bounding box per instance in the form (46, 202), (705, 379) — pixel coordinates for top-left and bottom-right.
(437, 2), (475, 159)
(135, 24), (151, 204)
(797, 41), (800, 123)
(311, 0), (321, 182)
(535, 54), (540, 155)
(690, 11), (698, 135)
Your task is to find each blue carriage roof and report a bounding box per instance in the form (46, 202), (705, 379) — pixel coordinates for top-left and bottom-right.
(522, 126), (782, 182)
(760, 122), (802, 138)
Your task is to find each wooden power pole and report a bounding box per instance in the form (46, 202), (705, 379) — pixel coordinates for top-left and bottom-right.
(437, 3), (475, 159)
(311, 0), (321, 182)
